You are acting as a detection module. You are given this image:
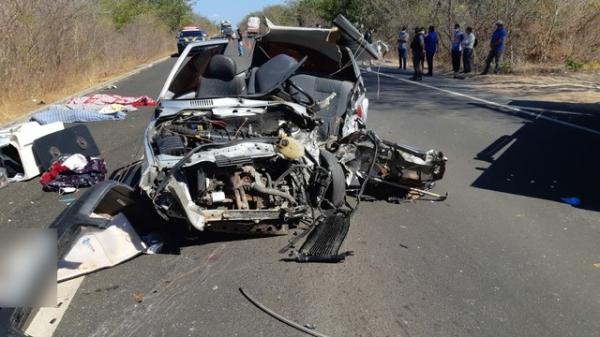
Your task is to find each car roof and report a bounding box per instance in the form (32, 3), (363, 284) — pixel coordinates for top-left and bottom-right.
(182, 26), (204, 31)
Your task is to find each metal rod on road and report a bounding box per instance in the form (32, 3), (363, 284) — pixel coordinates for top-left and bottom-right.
(239, 287), (332, 337)
(368, 176), (448, 201)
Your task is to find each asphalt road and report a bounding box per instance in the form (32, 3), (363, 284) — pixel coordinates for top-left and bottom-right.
(2, 46), (600, 337)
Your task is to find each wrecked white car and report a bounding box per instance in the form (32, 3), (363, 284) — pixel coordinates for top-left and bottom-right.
(126, 15), (446, 258)
(49, 15), (446, 270)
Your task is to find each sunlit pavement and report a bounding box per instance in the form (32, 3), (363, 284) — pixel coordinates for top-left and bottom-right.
(2, 49), (600, 336)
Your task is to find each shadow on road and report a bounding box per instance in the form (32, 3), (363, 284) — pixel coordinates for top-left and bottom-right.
(509, 99), (599, 112)
(471, 101), (600, 211)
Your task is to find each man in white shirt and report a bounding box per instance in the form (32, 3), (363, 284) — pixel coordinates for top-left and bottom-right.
(461, 26), (476, 73)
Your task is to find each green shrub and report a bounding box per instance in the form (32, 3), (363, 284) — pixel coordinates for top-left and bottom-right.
(565, 57), (584, 71)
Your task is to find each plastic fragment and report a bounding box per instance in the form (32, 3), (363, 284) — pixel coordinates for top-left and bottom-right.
(560, 197), (581, 206)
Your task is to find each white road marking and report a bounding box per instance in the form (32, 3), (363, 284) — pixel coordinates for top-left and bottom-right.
(365, 69), (600, 137)
(24, 277), (85, 337)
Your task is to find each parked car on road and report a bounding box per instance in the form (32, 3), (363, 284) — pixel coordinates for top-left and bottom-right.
(177, 27), (207, 54)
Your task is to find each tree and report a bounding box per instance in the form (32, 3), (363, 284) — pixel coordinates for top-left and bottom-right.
(100, 0), (193, 31)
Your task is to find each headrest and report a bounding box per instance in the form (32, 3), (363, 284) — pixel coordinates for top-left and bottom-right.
(204, 55), (237, 80)
(254, 54), (302, 94)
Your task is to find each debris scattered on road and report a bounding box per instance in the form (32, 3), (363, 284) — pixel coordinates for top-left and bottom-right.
(0, 121), (65, 181)
(30, 94), (156, 124)
(32, 124), (100, 171)
(66, 94), (156, 108)
(290, 212), (353, 263)
(0, 167), (8, 189)
(594, 263), (600, 270)
(31, 104), (128, 124)
(239, 287), (331, 337)
(560, 197), (581, 206)
(58, 195), (78, 205)
(58, 187), (78, 195)
(40, 154), (107, 192)
(57, 212), (146, 282)
(132, 291), (144, 303)
(141, 232), (163, 255)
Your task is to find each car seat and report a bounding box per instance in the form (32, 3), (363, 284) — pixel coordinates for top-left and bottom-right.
(197, 55), (245, 98)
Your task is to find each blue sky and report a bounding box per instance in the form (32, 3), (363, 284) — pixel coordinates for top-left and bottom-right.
(193, 0), (285, 27)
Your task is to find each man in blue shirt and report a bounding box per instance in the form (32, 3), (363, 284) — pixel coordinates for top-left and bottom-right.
(451, 23), (464, 76)
(424, 26), (438, 76)
(482, 20), (508, 75)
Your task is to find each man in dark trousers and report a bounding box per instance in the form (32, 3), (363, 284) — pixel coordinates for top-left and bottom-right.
(482, 20), (507, 74)
(462, 26), (476, 73)
(236, 28), (244, 56)
(424, 25), (438, 76)
(410, 27), (425, 81)
(397, 26), (409, 70)
(451, 23), (464, 77)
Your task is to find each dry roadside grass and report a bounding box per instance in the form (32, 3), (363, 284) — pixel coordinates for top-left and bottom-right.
(0, 51), (172, 125)
(462, 72), (600, 104)
(0, 1), (175, 125)
(378, 55), (600, 105)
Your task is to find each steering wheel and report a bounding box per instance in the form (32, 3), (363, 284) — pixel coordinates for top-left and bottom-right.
(286, 79), (315, 106)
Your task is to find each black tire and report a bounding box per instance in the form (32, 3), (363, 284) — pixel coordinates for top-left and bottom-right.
(319, 150), (346, 208)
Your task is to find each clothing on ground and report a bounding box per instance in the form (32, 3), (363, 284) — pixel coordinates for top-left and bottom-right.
(66, 94), (156, 108)
(40, 154), (107, 192)
(31, 105), (127, 125)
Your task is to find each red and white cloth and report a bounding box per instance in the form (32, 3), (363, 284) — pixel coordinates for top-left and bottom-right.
(67, 94), (157, 108)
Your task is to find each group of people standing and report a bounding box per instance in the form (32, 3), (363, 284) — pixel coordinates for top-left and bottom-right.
(397, 21), (507, 81)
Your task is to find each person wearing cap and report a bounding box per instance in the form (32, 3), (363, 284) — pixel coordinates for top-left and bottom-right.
(397, 26), (409, 70)
(481, 20), (508, 74)
(424, 25), (439, 76)
(451, 23), (464, 77)
(462, 27), (476, 73)
(410, 27), (425, 81)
